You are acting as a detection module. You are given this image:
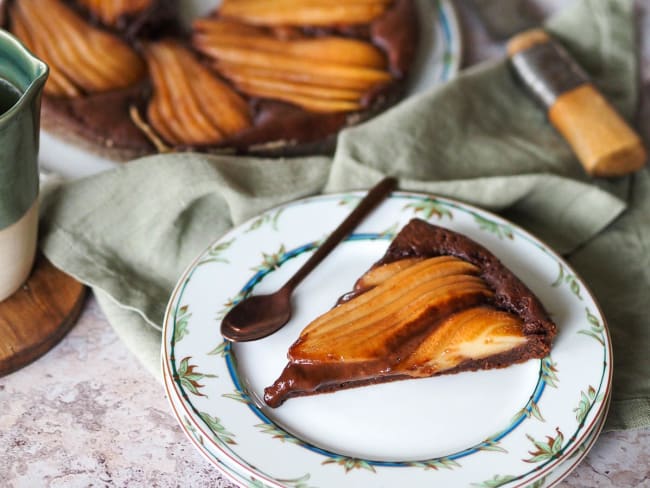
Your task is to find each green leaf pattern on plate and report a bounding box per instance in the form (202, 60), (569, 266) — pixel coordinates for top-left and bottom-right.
(338, 195), (361, 208)
(524, 428), (564, 463)
(274, 474), (316, 488)
(551, 263), (583, 300)
(322, 456), (376, 473)
(473, 215), (514, 240)
(247, 477), (271, 488)
(578, 307), (606, 345)
(184, 415), (204, 446)
(249, 474), (315, 488)
(223, 390), (254, 405)
(253, 244), (287, 272)
(408, 457), (461, 470)
(200, 412), (237, 445)
(247, 208), (284, 233)
(403, 199), (453, 220)
(175, 356), (217, 397)
(541, 357), (559, 389)
(511, 399), (545, 424)
(574, 386), (604, 424)
(207, 340), (230, 357)
(173, 305), (191, 344)
(198, 238), (235, 266)
(256, 423), (305, 446)
(471, 474), (518, 487)
(477, 439), (508, 454)
(525, 477), (547, 488)
(217, 290), (247, 320)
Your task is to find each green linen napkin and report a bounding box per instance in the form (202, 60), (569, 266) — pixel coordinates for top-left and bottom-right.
(39, 0), (648, 431)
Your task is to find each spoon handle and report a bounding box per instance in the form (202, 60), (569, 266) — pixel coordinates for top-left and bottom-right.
(283, 177), (397, 292)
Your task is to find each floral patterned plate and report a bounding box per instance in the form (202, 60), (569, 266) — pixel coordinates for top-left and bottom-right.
(162, 191), (612, 488)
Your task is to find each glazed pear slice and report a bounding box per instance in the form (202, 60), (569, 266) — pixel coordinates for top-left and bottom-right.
(353, 257), (423, 289)
(195, 44), (390, 89)
(10, 0), (145, 97)
(290, 257), (493, 362)
(397, 307), (527, 376)
(77, 0), (153, 26)
(193, 20), (387, 69)
(228, 81), (362, 113)
(220, 0), (390, 26)
(9, 6), (80, 97)
(144, 41), (252, 146)
(297, 257), (476, 338)
(213, 60), (381, 92)
(193, 17), (271, 38)
(193, 20), (391, 113)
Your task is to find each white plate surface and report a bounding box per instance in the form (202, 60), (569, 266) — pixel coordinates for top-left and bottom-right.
(162, 191), (612, 488)
(38, 0), (462, 179)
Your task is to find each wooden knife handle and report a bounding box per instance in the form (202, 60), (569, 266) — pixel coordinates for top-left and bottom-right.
(508, 29), (647, 177)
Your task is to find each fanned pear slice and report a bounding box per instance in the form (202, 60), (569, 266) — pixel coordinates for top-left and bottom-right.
(263, 219), (557, 408)
(144, 40), (252, 146)
(194, 19), (387, 68)
(397, 307), (528, 376)
(219, 0), (391, 27)
(77, 0), (153, 27)
(10, 0), (145, 97)
(192, 18), (391, 113)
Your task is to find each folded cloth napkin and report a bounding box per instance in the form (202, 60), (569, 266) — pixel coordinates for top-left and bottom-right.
(39, 0), (647, 431)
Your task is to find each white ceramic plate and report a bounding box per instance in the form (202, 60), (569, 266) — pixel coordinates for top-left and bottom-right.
(38, 0), (462, 179)
(162, 191), (612, 487)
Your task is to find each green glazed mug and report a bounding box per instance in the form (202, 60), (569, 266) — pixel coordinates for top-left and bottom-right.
(0, 29), (48, 301)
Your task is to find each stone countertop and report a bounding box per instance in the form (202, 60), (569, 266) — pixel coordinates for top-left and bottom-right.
(1, 296), (649, 487)
(2, 1), (650, 487)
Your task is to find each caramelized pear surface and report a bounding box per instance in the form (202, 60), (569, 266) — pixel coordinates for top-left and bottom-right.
(219, 0), (391, 27)
(10, 0), (145, 97)
(193, 18), (391, 113)
(77, 0), (153, 26)
(291, 257), (493, 362)
(144, 40), (252, 146)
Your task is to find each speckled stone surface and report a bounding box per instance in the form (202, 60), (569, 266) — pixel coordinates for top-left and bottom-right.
(2, 1), (650, 487)
(2, 296), (648, 488)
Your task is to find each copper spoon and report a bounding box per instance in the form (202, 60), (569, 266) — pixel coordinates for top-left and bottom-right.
(221, 177), (398, 342)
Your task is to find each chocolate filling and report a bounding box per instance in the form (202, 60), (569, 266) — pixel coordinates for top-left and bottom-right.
(263, 219), (557, 408)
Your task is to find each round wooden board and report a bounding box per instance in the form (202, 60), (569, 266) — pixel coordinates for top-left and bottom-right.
(0, 253), (86, 376)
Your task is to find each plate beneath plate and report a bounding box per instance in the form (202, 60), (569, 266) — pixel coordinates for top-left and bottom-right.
(38, 0), (462, 179)
(162, 191), (611, 487)
(162, 362), (610, 488)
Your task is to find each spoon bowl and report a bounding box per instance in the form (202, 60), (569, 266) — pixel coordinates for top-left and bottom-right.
(221, 287), (292, 342)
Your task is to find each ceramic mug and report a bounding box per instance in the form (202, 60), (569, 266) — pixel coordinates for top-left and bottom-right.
(0, 29), (48, 302)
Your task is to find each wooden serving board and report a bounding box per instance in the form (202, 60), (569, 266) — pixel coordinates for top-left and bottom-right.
(0, 253), (86, 376)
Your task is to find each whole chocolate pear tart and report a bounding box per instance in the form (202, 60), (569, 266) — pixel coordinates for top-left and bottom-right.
(264, 219), (557, 408)
(2, 0), (418, 160)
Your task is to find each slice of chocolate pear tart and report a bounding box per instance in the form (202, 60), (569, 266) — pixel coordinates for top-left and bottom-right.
(264, 219), (557, 408)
